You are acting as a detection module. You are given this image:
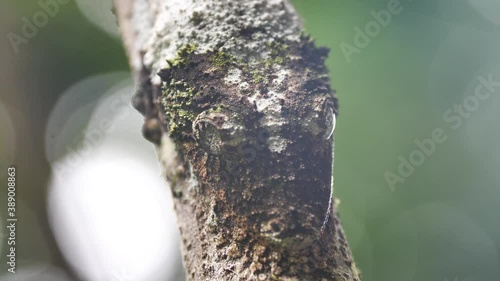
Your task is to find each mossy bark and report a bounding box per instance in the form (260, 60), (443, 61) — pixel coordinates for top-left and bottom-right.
(114, 0), (361, 280)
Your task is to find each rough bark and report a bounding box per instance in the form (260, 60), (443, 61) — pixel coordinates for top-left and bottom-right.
(114, 0), (361, 280)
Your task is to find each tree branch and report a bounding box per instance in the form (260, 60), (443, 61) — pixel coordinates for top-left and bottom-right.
(114, 0), (361, 280)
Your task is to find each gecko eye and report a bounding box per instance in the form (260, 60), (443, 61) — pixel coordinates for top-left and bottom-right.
(325, 107), (336, 140)
(192, 113), (224, 155)
(300, 96), (337, 140)
(192, 110), (247, 156)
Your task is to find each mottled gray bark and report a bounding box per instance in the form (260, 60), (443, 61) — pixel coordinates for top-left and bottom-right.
(114, 0), (361, 280)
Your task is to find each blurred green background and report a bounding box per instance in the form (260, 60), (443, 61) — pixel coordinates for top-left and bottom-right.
(1, 0), (500, 280)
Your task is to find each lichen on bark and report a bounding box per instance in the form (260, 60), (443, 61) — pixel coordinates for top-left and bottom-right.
(114, 0), (361, 280)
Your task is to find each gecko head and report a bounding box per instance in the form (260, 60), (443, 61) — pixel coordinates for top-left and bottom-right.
(157, 38), (338, 244)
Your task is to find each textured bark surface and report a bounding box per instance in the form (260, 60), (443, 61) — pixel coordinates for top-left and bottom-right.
(114, 0), (361, 280)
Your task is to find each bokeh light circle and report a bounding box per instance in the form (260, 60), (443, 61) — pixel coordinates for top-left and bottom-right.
(49, 149), (180, 281)
(48, 80), (183, 281)
(45, 72), (130, 164)
(75, 0), (120, 38)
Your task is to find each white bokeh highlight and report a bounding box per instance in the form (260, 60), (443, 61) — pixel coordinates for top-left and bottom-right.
(75, 0), (120, 38)
(49, 151), (179, 281)
(45, 72), (130, 163)
(47, 74), (183, 281)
